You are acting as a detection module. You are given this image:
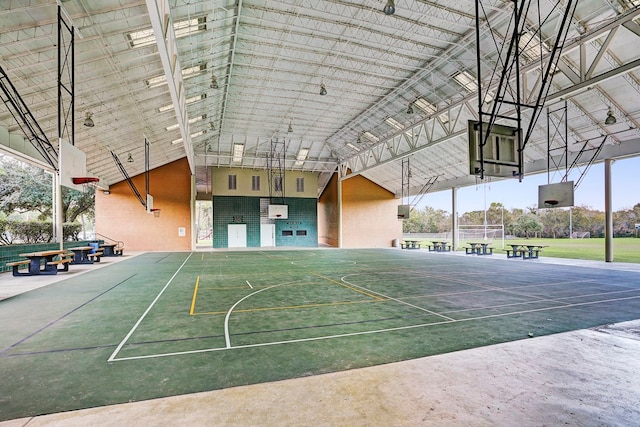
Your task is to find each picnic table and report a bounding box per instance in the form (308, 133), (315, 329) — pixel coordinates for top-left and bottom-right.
(506, 244), (547, 259)
(465, 242), (493, 255)
(401, 240), (421, 249)
(7, 250), (72, 276)
(428, 241), (451, 252)
(67, 246), (95, 265)
(100, 243), (122, 257)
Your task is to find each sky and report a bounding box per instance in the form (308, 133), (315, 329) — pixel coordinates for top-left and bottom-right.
(414, 156), (640, 214)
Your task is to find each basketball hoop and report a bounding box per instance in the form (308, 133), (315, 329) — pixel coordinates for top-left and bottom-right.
(150, 208), (161, 218)
(72, 177), (99, 193)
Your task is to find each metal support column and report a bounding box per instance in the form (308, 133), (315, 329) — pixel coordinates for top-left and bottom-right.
(451, 187), (458, 251)
(604, 159), (613, 262)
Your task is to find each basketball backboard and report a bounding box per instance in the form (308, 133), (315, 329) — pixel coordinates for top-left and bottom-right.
(59, 138), (87, 189)
(538, 181), (575, 208)
(397, 205), (410, 220)
(468, 120), (521, 178)
(268, 204), (288, 219)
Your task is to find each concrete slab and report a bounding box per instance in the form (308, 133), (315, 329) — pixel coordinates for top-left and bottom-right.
(3, 320), (639, 427)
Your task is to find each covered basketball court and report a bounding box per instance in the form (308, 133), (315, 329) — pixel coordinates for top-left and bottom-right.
(2, 0), (640, 424)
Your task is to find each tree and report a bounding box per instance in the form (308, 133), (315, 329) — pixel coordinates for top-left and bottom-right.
(402, 206), (451, 233)
(539, 208), (570, 238)
(0, 156), (94, 222)
(512, 213), (543, 238)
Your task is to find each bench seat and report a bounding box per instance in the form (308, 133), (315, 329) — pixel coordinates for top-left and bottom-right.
(6, 260), (31, 276)
(46, 257), (73, 272)
(6, 260), (31, 267)
(87, 251), (103, 262)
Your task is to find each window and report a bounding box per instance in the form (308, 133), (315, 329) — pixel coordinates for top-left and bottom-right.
(127, 17), (207, 48)
(296, 177), (304, 192)
(228, 174), (237, 190)
(252, 175), (260, 191)
(282, 230), (293, 236)
(296, 230), (307, 236)
(274, 176), (283, 192)
(453, 71), (478, 92)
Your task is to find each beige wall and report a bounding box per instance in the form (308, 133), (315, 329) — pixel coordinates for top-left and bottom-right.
(95, 158), (192, 251)
(318, 173), (402, 248)
(210, 167), (317, 198)
(317, 173), (339, 246)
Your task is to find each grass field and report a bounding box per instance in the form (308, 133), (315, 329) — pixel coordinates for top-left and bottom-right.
(409, 237), (640, 263)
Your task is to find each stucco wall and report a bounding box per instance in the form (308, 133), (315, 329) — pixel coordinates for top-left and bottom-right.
(95, 158), (192, 251)
(317, 173), (339, 247)
(318, 173), (402, 248)
(210, 167), (318, 198)
(342, 175), (402, 248)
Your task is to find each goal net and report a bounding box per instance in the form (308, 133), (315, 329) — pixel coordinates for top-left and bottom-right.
(457, 224), (504, 242)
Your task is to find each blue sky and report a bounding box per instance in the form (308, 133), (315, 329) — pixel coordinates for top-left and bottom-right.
(415, 156), (640, 214)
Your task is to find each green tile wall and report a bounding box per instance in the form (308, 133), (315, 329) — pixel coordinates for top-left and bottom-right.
(275, 198), (318, 248)
(212, 196), (317, 248)
(212, 196), (260, 248)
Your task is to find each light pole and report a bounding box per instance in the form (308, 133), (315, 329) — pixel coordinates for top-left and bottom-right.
(569, 207), (573, 238)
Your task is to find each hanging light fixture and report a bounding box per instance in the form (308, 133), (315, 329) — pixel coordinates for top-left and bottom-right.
(605, 109), (617, 125)
(406, 102), (414, 114)
(210, 75), (219, 89)
(383, 0), (395, 15)
(319, 82), (327, 96)
(83, 112), (94, 127)
(288, 121), (293, 133)
(127, 152), (134, 163)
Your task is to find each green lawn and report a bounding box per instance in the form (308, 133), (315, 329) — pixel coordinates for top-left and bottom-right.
(501, 238), (640, 263)
(415, 237), (640, 263)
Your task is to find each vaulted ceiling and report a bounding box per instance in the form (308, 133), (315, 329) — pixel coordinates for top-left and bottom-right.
(1, 0), (640, 200)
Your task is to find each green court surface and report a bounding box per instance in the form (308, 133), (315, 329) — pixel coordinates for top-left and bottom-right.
(2, 249), (640, 421)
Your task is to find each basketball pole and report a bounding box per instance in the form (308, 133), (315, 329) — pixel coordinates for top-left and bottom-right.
(54, 152), (63, 251)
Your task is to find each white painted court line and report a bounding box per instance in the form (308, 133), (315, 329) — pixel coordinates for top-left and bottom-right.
(108, 292), (640, 362)
(224, 285), (277, 348)
(107, 252), (194, 362)
(246, 280), (253, 289)
(340, 275), (456, 321)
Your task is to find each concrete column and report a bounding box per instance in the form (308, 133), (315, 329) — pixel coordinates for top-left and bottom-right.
(451, 187), (458, 251)
(604, 158), (613, 262)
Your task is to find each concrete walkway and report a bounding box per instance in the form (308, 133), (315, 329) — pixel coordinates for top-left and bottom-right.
(2, 253), (639, 426)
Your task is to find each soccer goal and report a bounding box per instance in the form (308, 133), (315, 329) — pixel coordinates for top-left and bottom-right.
(457, 224), (505, 248)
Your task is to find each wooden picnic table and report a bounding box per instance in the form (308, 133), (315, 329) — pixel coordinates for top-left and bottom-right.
(10, 249), (71, 276)
(429, 241), (451, 252)
(506, 244), (547, 259)
(402, 240), (420, 249)
(466, 242), (493, 255)
(100, 243), (122, 257)
(67, 246), (95, 265)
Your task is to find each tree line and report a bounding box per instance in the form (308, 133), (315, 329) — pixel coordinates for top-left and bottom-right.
(0, 155), (94, 244)
(403, 202), (640, 238)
